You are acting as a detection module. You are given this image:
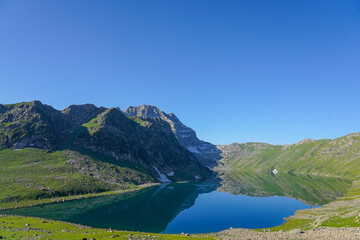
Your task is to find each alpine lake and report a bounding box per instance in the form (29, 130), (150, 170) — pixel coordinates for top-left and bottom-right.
(1, 172), (352, 234)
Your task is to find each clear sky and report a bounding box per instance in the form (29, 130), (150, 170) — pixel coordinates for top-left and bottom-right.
(1, 0), (360, 145)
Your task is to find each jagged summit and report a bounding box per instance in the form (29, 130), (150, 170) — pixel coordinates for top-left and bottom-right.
(125, 105), (164, 119)
(62, 104), (107, 126)
(124, 105), (221, 167)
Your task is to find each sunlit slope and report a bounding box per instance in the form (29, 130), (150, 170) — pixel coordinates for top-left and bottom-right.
(0, 148), (153, 208)
(217, 133), (360, 179)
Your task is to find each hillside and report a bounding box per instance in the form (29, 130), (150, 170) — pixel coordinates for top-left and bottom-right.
(0, 101), (210, 207)
(124, 105), (221, 167)
(0, 148), (154, 209)
(216, 133), (360, 179)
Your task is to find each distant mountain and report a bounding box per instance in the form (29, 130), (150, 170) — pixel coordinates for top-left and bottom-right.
(216, 134), (360, 179)
(0, 101), (210, 204)
(124, 105), (221, 167)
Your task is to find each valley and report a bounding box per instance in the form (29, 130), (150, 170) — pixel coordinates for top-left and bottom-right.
(1, 101), (360, 239)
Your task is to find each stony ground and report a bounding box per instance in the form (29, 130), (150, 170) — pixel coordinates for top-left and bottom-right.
(216, 227), (360, 240)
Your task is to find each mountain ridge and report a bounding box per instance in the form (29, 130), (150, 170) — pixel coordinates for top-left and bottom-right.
(124, 104), (222, 167)
(216, 132), (360, 179)
(0, 100), (211, 205)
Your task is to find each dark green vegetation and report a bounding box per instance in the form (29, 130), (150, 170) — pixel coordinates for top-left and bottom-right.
(0, 101), (210, 208)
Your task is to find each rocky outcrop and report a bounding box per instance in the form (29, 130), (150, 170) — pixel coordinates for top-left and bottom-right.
(61, 104), (107, 127)
(0, 101), (61, 149)
(216, 142), (271, 164)
(124, 105), (221, 167)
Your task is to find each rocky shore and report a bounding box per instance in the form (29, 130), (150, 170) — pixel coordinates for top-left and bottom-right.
(216, 227), (360, 240)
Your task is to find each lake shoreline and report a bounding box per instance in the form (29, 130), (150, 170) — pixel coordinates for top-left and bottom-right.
(0, 182), (160, 211)
(1, 214), (360, 240)
(1, 175), (360, 239)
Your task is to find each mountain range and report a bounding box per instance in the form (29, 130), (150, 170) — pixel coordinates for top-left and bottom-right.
(0, 101), (215, 204)
(3, 100), (360, 210)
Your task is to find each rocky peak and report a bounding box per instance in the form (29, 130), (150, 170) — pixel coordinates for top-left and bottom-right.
(123, 105), (221, 167)
(125, 105), (165, 119)
(294, 138), (316, 146)
(62, 104), (106, 126)
(0, 101), (60, 149)
(217, 142), (272, 163)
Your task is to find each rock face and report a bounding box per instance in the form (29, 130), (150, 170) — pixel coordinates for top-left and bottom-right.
(216, 142), (271, 165)
(123, 105), (221, 167)
(0, 101), (61, 149)
(0, 101), (210, 182)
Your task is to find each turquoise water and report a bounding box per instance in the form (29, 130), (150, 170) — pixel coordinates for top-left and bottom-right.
(162, 190), (313, 233)
(1, 178), (320, 233)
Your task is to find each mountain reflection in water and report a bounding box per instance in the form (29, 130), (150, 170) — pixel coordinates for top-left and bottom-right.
(1, 173), (352, 233)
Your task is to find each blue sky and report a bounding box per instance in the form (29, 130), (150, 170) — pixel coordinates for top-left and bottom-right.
(1, 0), (360, 145)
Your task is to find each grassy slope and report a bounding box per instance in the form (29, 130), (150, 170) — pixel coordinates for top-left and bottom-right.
(270, 180), (360, 231)
(0, 148), (154, 209)
(219, 132), (360, 179)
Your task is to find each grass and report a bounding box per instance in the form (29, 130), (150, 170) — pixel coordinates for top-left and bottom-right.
(0, 184), (156, 210)
(267, 180), (360, 231)
(82, 117), (102, 134)
(128, 116), (151, 127)
(219, 133), (360, 179)
(0, 215), (216, 240)
(0, 148), (153, 209)
(269, 219), (314, 231)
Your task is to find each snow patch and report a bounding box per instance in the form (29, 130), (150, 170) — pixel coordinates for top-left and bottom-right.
(167, 171), (175, 176)
(179, 134), (191, 138)
(186, 146), (200, 153)
(153, 166), (171, 183)
(195, 176), (200, 180)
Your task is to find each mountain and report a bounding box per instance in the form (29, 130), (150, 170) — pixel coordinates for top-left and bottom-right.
(124, 105), (221, 167)
(216, 133), (360, 179)
(0, 101), (210, 205)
